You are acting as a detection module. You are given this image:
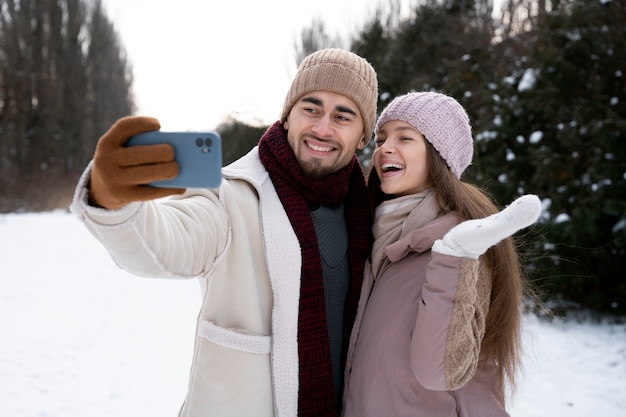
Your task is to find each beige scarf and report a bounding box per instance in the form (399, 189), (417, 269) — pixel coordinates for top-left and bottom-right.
(371, 189), (442, 279)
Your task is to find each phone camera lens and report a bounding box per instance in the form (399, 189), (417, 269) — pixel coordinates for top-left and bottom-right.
(195, 138), (203, 147)
(204, 137), (213, 147)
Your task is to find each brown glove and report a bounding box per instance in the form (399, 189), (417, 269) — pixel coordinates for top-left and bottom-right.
(88, 116), (185, 210)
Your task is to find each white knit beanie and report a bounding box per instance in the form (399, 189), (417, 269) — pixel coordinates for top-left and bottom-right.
(281, 48), (378, 144)
(375, 92), (473, 178)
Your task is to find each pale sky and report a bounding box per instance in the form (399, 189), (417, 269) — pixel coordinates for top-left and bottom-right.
(102, 0), (413, 131)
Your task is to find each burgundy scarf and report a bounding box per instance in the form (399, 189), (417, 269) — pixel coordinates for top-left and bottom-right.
(258, 121), (371, 416)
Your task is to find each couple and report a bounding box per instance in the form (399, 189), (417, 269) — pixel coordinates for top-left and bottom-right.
(71, 48), (540, 417)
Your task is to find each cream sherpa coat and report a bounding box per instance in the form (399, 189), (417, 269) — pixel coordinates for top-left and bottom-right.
(71, 148), (301, 417)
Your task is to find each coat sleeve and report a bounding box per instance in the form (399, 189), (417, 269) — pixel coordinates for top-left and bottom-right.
(70, 162), (230, 278)
(410, 252), (492, 391)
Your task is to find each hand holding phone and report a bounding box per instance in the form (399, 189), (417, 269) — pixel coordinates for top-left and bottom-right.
(90, 116), (188, 209)
(126, 131), (222, 188)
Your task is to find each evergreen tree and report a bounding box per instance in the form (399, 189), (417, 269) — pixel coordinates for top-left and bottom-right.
(349, 0), (625, 314)
(481, 0), (626, 313)
(216, 118), (268, 166)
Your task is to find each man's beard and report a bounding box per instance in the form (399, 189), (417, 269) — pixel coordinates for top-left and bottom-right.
(298, 157), (336, 179)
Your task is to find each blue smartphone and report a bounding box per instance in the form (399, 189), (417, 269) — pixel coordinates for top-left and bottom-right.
(126, 131), (222, 188)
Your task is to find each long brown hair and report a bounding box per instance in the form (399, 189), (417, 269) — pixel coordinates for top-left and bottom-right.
(367, 140), (525, 399)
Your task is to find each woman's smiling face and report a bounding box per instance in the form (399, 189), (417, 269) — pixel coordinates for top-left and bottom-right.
(373, 120), (431, 197)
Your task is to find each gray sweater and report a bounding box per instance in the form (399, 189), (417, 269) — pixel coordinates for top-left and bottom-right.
(310, 202), (349, 405)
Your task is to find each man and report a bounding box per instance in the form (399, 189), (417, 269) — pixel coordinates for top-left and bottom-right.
(70, 48), (378, 417)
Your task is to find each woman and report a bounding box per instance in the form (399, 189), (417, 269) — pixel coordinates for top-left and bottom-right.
(342, 92), (541, 416)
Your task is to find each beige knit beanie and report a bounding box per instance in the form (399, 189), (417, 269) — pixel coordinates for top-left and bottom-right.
(281, 48), (378, 144)
(375, 92), (473, 178)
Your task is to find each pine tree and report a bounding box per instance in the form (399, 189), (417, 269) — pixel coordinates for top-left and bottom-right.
(484, 0), (626, 313)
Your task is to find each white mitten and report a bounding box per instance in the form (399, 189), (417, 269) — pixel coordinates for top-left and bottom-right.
(432, 194), (542, 259)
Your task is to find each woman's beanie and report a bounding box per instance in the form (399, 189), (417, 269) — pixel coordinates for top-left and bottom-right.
(281, 48), (378, 144)
(375, 92), (473, 178)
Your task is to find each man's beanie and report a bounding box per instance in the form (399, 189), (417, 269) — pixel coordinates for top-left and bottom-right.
(375, 92), (473, 178)
(281, 48), (378, 144)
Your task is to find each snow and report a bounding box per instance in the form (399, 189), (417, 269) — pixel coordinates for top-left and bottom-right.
(529, 131), (543, 144)
(2, 211), (626, 417)
(518, 68), (539, 92)
(555, 213), (572, 223)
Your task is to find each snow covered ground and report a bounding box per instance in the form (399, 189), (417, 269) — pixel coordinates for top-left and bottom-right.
(1, 211), (625, 417)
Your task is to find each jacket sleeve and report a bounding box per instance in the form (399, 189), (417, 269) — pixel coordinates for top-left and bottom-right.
(70, 161), (230, 278)
(410, 252), (492, 391)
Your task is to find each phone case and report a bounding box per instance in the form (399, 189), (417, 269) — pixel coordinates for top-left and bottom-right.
(126, 131), (222, 188)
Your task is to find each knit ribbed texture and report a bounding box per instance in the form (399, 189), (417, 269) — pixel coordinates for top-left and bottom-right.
(310, 203), (350, 406)
(258, 121), (371, 417)
(445, 258), (490, 390)
(281, 48), (378, 144)
(376, 92), (473, 178)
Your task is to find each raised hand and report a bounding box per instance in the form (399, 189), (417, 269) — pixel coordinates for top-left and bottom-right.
(432, 194), (542, 259)
(89, 116), (185, 209)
